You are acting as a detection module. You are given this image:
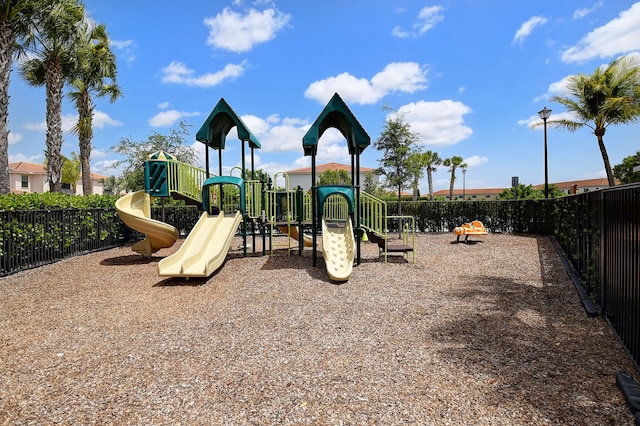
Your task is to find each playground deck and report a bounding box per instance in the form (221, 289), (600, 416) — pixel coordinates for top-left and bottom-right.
(0, 233), (635, 425)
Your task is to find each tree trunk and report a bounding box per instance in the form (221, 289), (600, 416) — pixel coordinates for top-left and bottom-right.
(45, 59), (64, 193)
(596, 132), (615, 186)
(448, 169), (456, 200)
(0, 22), (15, 195)
(427, 169), (434, 200)
(78, 91), (93, 194)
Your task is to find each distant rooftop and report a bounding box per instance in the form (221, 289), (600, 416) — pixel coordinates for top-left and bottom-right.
(9, 161), (107, 179)
(287, 162), (375, 174)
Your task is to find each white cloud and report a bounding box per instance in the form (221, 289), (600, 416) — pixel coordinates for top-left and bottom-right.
(414, 6), (445, 35)
(158, 101), (170, 109)
(573, 2), (603, 20)
(518, 110), (575, 129)
(463, 155), (488, 167)
(240, 114), (310, 153)
(148, 110), (200, 127)
(513, 16), (548, 45)
(91, 148), (108, 159)
(562, 3), (640, 62)
(305, 62), (428, 105)
(391, 26), (409, 38)
(395, 100), (472, 147)
(93, 110), (123, 128)
(204, 7), (291, 53)
(392, 5), (444, 38)
(8, 132), (21, 145)
(9, 152), (43, 163)
(24, 114), (77, 133)
(111, 39), (135, 66)
(24, 111), (121, 132)
(161, 61), (246, 88)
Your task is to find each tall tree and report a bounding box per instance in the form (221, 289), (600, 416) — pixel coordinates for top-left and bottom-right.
(613, 151), (640, 184)
(68, 20), (121, 195)
(318, 169), (351, 186)
(423, 150), (442, 201)
(110, 121), (197, 191)
(406, 150), (426, 201)
(443, 156), (467, 200)
(374, 106), (418, 216)
(550, 56), (640, 187)
(20, 0), (84, 192)
(0, 0), (41, 194)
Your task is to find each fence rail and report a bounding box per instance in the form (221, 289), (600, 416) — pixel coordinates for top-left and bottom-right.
(1, 188), (639, 370)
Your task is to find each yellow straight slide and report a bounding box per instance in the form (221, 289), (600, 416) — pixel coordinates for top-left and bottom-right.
(158, 210), (242, 278)
(115, 190), (178, 256)
(321, 218), (356, 282)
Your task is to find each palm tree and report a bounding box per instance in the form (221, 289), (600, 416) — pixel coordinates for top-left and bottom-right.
(68, 21), (121, 194)
(0, 0), (42, 194)
(20, 0), (84, 192)
(550, 56), (640, 187)
(443, 156), (467, 200)
(423, 150), (442, 200)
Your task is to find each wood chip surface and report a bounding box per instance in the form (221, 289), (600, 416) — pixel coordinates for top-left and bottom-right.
(0, 233), (636, 425)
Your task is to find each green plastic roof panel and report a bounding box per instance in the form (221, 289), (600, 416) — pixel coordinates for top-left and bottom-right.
(303, 93), (370, 156)
(196, 98), (261, 150)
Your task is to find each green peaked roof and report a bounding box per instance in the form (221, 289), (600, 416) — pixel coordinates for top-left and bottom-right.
(302, 93), (370, 156)
(196, 98), (261, 150)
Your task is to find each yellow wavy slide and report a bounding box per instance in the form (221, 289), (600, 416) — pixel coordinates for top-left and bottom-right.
(158, 210), (242, 278)
(321, 218), (356, 282)
(115, 190), (179, 256)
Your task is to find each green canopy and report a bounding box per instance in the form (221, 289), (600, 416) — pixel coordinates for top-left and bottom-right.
(302, 93), (370, 156)
(196, 98), (261, 150)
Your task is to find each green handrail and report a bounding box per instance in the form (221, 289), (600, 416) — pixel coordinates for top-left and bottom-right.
(166, 161), (211, 203)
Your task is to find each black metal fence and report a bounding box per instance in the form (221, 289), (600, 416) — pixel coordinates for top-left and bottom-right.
(2, 190), (639, 368)
(0, 205), (200, 277)
(598, 184), (640, 367)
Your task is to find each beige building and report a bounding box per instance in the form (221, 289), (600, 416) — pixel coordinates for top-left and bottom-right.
(285, 162), (379, 190)
(9, 161), (107, 195)
(433, 178), (621, 201)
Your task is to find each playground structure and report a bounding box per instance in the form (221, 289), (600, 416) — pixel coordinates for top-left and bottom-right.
(115, 95), (416, 281)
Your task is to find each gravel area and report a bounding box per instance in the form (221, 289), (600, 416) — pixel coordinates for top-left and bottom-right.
(0, 233), (637, 425)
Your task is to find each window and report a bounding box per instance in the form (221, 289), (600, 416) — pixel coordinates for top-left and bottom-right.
(21, 175), (28, 189)
(61, 183), (71, 190)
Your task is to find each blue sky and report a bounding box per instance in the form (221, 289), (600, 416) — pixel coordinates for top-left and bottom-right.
(7, 0), (640, 193)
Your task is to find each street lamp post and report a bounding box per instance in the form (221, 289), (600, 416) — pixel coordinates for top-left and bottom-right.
(462, 168), (467, 200)
(538, 106), (552, 198)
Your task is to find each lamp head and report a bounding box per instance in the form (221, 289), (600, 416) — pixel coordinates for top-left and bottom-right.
(538, 106), (552, 120)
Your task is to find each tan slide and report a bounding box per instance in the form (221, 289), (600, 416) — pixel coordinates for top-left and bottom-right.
(321, 217), (355, 282)
(115, 190), (178, 256)
(158, 210), (242, 278)
(276, 223), (313, 247)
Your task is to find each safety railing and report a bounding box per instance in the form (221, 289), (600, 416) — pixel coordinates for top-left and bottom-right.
(166, 161), (210, 203)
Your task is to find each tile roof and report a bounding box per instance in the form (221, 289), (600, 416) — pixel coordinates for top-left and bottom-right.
(9, 161), (107, 179)
(287, 162), (375, 174)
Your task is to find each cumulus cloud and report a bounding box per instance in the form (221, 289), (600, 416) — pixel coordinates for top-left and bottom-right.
(513, 16), (548, 45)
(562, 3), (640, 62)
(148, 110), (200, 127)
(93, 111), (123, 128)
(24, 111), (121, 132)
(463, 155), (488, 167)
(8, 152), (42, 163)
(240, 114), (310, 153)
(8, 132), (22, 145)
(204, 7), (291, 53)
(305, 62), (428, 105)
(392, 5), (444, 38)
(161, 61), (246, 88)
(395, 100), (472, 146)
